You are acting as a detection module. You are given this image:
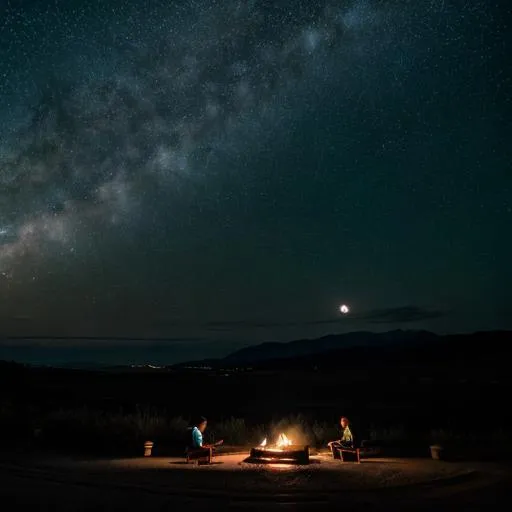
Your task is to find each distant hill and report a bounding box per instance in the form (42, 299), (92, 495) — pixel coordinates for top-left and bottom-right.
(169, 329), (512, 370)
(222, 329), (439, 364)
(239, 330), (512, 371)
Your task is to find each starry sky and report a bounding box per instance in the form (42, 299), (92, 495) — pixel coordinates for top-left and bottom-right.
(0, 1), (511, 363)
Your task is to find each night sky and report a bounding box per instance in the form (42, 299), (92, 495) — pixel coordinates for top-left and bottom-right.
(0, 1), (510, 364)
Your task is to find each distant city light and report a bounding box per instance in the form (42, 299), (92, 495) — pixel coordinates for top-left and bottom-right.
(340, 304), (350, 314)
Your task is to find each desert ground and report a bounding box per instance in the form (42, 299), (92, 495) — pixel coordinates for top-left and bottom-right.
(1, 449), (511, 511)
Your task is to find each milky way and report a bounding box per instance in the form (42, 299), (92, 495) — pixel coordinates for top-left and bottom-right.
(0, 0), (510, 346)
(0, 1), (443, 272)
(2, 2), (347, 265)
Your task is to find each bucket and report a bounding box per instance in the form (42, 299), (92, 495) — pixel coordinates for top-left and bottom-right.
(430, 445), (443, 460)
(144, 441), (154, 457)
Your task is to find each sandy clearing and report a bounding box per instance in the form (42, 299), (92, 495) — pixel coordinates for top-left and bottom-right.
(0, 451), (511, 511)
(2, 451), (482, 493)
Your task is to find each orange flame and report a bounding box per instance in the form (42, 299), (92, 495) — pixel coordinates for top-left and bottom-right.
(276, 433), (292, 447)
(259, 433), (292, 448)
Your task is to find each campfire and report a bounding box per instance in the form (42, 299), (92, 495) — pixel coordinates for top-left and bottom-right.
(259, 433), (293, 449)
(245, 433), (309, 465)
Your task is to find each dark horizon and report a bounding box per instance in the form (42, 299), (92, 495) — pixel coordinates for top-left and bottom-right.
(1, 327), (510, 368)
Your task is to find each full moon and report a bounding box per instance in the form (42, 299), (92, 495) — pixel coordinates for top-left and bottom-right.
(340, 304), (350, 314)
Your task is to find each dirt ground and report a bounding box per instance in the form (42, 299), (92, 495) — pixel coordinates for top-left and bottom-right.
(1, 450), (511, 510)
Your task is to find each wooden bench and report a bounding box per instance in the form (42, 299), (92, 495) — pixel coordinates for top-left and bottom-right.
(186, 446), (213, 465)
(337, 447), (361, 463)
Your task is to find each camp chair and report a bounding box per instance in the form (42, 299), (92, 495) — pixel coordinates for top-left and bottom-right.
(337, 445), (361, 463)
(185, 446), (213, 465)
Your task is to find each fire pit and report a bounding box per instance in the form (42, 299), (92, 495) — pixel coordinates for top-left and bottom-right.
(245, 433), (310, 465)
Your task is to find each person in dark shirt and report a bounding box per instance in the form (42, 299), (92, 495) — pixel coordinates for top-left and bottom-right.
(328, 416), (354, 459)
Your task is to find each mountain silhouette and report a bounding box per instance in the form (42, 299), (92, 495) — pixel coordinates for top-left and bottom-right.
(221, 329), (439, 364)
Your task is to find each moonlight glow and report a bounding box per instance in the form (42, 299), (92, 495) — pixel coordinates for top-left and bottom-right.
(340, 305), (350, 314)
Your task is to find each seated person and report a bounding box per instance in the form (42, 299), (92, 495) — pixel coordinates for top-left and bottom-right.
(328, 416), (355, 459)
(187, 416), (223, 461)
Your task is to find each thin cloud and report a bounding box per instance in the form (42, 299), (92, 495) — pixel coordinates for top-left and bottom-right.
(203, 305), (447, 330)
(361, 306), (446, 324)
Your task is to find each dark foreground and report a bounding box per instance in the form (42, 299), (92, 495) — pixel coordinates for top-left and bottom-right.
(1, 452), (511, 511)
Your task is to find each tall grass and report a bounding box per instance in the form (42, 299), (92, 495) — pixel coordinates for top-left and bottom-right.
(209, 413), (342, 447)
(36, 408), (344, 453)
(368, 425), (408, 442)
(3, 403), (511, 456)
(430, 427), (512, 445)
(39, 406), (190, 455)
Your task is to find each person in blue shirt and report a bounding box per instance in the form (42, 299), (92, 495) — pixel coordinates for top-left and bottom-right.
(191, 416), (208, 449)
(187, 416), (223, 462)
